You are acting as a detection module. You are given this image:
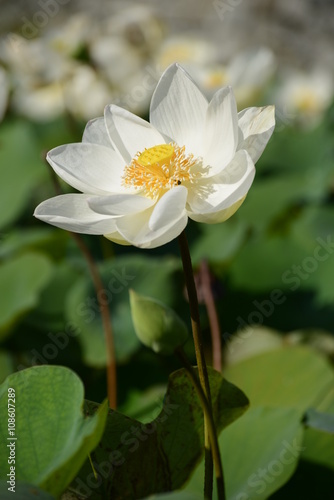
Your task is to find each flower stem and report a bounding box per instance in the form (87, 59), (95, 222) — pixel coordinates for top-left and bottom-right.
(178, 230), (214, 499)
(47, 161), (117, 408)
(71, 233), (117, 409)
(200, 260), (222, 372)
(175, 347), (226, 500)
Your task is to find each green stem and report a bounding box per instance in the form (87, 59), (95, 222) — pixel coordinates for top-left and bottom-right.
(175, 347), (225, 499)
(178, 230), (214, 499)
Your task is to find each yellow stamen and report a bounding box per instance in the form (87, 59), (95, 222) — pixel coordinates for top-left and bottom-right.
(122, 143), (203, 199)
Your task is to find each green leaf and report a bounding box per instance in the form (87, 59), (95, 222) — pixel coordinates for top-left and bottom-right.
(73, 367), (249, 499)
(0, 366), (108, 497)
(302, 428), (334, 471)
(224, 326), (283, 366)
(129, 289), (188, 355)
(0, 227), (69, 261)
(27, 261), (81, 332)
(0, 120), (49, 230)
(0, 350), (14, 384)
(0, 253), (53, 340)
(0, 481), (55, 499)
(289, 205), (334, 306)
(185, 406), (304, 500)
(119, 385), (167, 423)
(228, 233), (307, 292)
(259, 123), (333, 175)
(142, 493), (202, 500)
(239, 176), (305, 232)
(190, 217), (247, 264)
(224, 346), (334, 414)
(66, 254), (182, 367)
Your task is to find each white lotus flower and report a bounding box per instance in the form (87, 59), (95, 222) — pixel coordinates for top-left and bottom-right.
(274, 67), (333, 128)
(34, 64), (275, 249)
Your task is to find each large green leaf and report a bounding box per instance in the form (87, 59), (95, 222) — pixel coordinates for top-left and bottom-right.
(302, 428), (334, 471)
(66, 254), (182, 366)
(288, 205), (334, 306)
(224, 326), (283, 366)
(228, 233), (307, 292)
(185, 406), (304, 500)
(225, 344), (334, 475)
(222, 407), (303, 500)
(224, 346), (334, 414)
(0, 481), (55, 499)
(0, 253), (53, 340)
(259, 123), (333, 175)
(0, 366), (108, 497)
(238, 175), (315, 232)
(0, 120), (49, 230)
(190, 217), (247, 265)
(142, 493), (202, 500)
(72, 368), (249, 499)
(0, 227), (69, 261)
(27, 261), (82, 332)
(0, 350), (14, 384)
(119, 385), (167, 423)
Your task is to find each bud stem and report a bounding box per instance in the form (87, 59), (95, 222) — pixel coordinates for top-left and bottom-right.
(175, 346), (225, 500)
(178, 230), (225, 500)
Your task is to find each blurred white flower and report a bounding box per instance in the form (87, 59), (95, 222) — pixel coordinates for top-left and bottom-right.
(111, 67), (159, 116)
(35, 64), (275, 249)
(64, 65), (112, 122)
(12, 81), (65, 122)
(156, 34), (218, 72)
(106, 5), (164, 55)
(1, 35), (71, 121)
(89, 37), (142, 88)
(0, 67), (9, 121)
(1, 5), (164, 121)
(45, 13), (92, 57)
(274, 67), (334, 127)
(226, 47), (277, 108)
(188, 47), (277, 107)
(1, 36), (70, 84)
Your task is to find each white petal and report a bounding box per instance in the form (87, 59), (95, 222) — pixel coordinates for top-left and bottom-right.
(34, 194), (118, 234)
(82, 117), (113, 147)
(203, 86), (238, 176)
(104, 104), (165, 164)
(144, 215), (188, 249)
(149, 186), (187, 230)
(188, 196), (246, 224)
(47, 143), (125, 195)
(115, 192), (188, 249)
(187, 150), (255, 221)
(237, 105), (275, 163)
(88, 193), (154, 215)
(103, 230), (132, 246)
(150, 64), (208, 156)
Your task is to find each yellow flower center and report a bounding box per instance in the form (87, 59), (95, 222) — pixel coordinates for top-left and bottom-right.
(122, 143), (203, 198)
(295, 90), (319, 113)
(137, 144), (174, 168)
(205, 69), (228, 89)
